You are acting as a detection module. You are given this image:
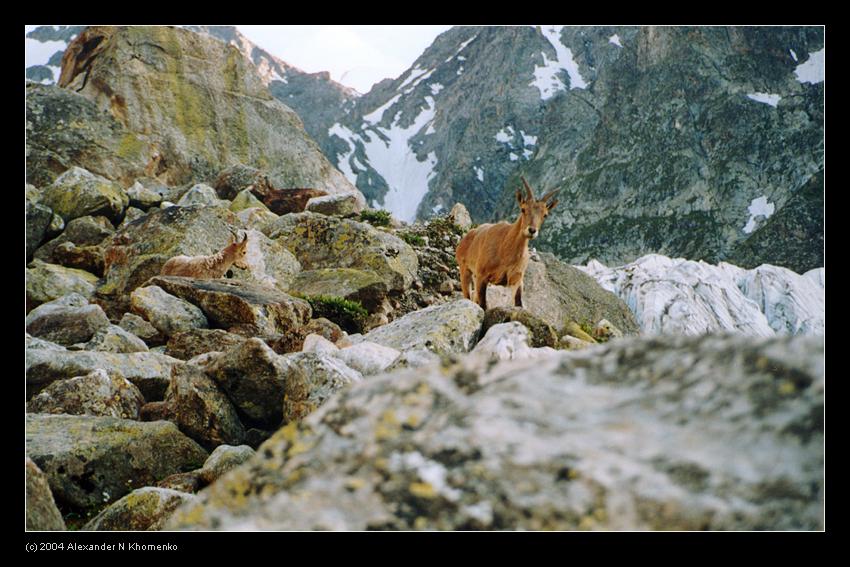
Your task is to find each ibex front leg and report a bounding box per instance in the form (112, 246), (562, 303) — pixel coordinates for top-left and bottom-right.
(476, 274), (490, 310)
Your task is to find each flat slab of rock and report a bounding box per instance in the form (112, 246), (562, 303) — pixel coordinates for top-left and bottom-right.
(145, 276), (311, 338)
(26, 348), (182, 401)
(26, 414), (207, 511)
(165, 328), (247, 361)
(130, 285), (209, 337)
(359, 299), (484, 357)
(83, 487), (198, 531)
(289, 268), (389, 313)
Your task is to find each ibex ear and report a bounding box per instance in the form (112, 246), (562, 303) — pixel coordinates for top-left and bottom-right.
(546, 198), (559, 211)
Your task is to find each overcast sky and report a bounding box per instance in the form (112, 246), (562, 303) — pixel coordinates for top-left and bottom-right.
(237, 25), (453, 94)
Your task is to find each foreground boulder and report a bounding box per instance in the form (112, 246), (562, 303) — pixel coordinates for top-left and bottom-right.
(26, 457), (66, 531)
(470, 322), (559, 362)
(26, 414), (207, 511)
(82, 487), (197, 531)
(168, 334), (823, 530)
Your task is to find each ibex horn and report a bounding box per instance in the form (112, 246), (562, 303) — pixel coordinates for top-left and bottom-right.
(540, 188), (561, 203)
(521, 176), (535, 202)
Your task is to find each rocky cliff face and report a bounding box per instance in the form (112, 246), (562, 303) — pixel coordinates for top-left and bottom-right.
(318, 26), (823, 273)
(51, 26), (358, 196)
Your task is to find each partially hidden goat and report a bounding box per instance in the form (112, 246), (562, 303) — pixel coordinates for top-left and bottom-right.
(160, 229), (250, 278)
(455, 177), (559, 310)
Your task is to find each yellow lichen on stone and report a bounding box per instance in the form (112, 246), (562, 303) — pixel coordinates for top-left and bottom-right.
(778, 379), (796, 395)
(409, 482), (438, 499)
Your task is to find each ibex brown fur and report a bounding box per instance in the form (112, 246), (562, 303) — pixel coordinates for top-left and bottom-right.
(160, 229), (250, 279)
(455, 177), (559, 310)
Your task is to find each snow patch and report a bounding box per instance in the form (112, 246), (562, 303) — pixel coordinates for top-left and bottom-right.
(520, 131), (537, 146)
(474, 167), (484, 182)
(577, 254), (824, 336)
(746, 92), (781, 107)
(429, 83), (444, 95)
(327, 123), (359, 184)
(794, 48), (824, 84)
(398, 65), (431, 91)
(789, 49), (798, 62)
(495, 126), (515, 144)
(743, 196), (775, 234)
(609, 34), (623, 47)
(509, 152), (519, 161)
(530, 25), (588, 100)
(363, 93), (402, 125)
(457, 66), (464, 76)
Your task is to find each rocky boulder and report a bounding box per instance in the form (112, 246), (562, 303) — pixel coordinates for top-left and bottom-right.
(358, 299), (485, 358)
(25, 82), (153, 188)
(226, 229), (301, 292)
(198, 445), (256, 485)
(280, 352), (363, 423)
(26, 348), (182, 401)
(264, 212), (418, 292)
(470, 322), (559, 362)
(165, 328), (247, 361)
(26, 457), (66, 531)
(34, 214), (115, 264)
(25, 293), (111, 346)
(82, 487), (197, 531)
(40, 166), (128, 224)
(480, 307), (559, 348)
(160, 363), (246, 450)
(75, 324), (150, 353)
(26, 198), (54, 262)
(130, 285), (209, 338)
(26, 260), (99, 313)
(486, 251), (640, 336)
(204, 338), (305, 428)
(288, 268), (389, 313)
(26, 414), (207, 511)
(144, 276), (311, 338)
(27, 368), (145, 419)
(305, 193), (364, 217)
(168, 334), (823, 530)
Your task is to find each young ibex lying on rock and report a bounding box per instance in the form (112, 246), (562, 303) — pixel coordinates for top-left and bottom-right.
(160, 228), (250, 278)
(456, 177), (559, 310)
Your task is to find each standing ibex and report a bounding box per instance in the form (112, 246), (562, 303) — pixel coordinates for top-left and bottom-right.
(160, 228), (250, 278)
(456, 177), (559, 310)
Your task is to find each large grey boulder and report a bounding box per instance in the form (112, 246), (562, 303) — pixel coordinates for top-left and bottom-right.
(26, 414), (208, 511)
(161, 363), (246, 450)
(280, 352), (363, 423)
(76, 324), (150, 354)
(168, 334), (823, 530)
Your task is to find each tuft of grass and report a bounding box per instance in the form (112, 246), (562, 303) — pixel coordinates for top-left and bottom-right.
(399, 232), (426, 247)
(301, 294), (369, 334)
(359, 209), (392, 227)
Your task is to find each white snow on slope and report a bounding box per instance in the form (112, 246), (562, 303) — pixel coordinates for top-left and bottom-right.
(363, 94), (402, 124)
(495, 126), (515, 144)
(530, 25), (588, 100)
(329, 96), (439, 223)
(746, 92), (781, 107)
(743, 196), (775, 234)
(794, 48), (824, 84)
(474, 166), (484, 182)
(609, 34), (623, 47)
(577, 254), (824, 336)
(790, 49), (798, 62)
(398, 65), (432, 91)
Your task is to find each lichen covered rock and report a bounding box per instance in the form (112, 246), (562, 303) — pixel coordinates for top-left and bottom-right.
(27, 368), (145, 419)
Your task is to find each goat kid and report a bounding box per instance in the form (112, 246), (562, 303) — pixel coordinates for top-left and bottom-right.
(455, 177), (559, 310)
(160, 229), (250, 279)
